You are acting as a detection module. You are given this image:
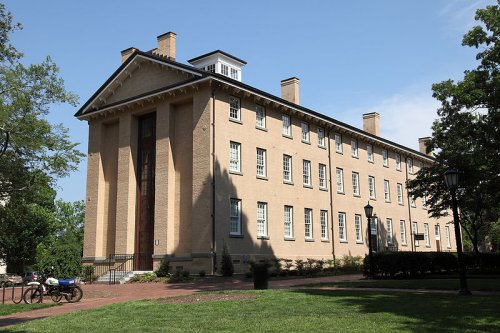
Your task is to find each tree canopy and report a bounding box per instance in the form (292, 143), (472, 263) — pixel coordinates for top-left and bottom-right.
(407, 1), (500, 253)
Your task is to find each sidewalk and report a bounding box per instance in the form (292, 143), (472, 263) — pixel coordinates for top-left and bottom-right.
(0, 274), (361, 328)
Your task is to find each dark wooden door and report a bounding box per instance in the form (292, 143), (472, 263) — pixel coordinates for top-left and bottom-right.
(136, 113), (156, 270)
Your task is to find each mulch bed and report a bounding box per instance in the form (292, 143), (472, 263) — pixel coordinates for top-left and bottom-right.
(157, 293), (257, 304)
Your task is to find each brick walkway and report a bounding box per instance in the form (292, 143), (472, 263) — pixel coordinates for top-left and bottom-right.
(0, 274), (361, 328)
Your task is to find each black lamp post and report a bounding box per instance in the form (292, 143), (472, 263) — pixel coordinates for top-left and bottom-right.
(364, 202), (374, 278)
(443, 167), (471, 295)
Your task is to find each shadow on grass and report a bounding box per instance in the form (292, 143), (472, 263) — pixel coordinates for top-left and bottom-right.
(292, 288), (500, 333)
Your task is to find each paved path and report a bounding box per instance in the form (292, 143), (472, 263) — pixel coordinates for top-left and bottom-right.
(0, 274), (361, 328)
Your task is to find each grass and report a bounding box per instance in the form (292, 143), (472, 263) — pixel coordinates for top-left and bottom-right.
(304, 277), (500, 291)
(1, 289), (499, 333)
(0, 303), (57, 316)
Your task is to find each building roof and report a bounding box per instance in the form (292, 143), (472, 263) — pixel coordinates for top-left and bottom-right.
(187, 50), (247, 65)
(75, 50), (433, 161)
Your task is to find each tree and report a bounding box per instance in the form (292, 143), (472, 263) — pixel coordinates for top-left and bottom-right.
(407, 1), (500, 254)
(0, 3), (83, 270)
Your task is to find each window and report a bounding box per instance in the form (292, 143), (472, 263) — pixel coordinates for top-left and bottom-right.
(351, 139), (358, 157)
(367, 144), (373, 162)
(335, 134), (342, 153)
(229, 96), (240, 121)
(206, 64), (215, 73)
(255, 105), (266, 128)
(424, 223), (430, 247)
(319, 164), (327, 189)
(435, 225), (441, 240)
(397, 183), (404, 205)
(336, 168), (344, 193)
(221, 64), (229, 76)
(382, 149), (388, 167)
(384, 180), (391, 202)
(257, 202), (268, 238)
(352, 172), (360, 196)
(304, 208), (313, 239)
(320, 210), (328, 240)
(256, 148), (266, 178)
(303, 160), (311, 186)
(368, 176), (376, 199)
(301, 122), (310, 143)
(445, 226), (451, 248)
(422, 193), (427, 208)
(410, 196), (416, 208)
(283, 155), (292, 182)
(355, 214), (363, 243)
(230, 199), (241, 235)
(318, 128), (325, 147)
(284, 206), (293, 239)
(407, 158), (414, 174)
(338, 212), (347, 242)
(282, 114), (291, 136)
(413, 222), (419, 246)
(396, 154), (401, 171)
(387, 218), (393, 245)
(229, 141), (241, 173)
(230, 67), (238, 80)
(400, 220), (407, 245)
(419, 162), (424, 172)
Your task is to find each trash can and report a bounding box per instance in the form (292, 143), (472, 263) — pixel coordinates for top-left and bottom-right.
(253, 263), (269, 290)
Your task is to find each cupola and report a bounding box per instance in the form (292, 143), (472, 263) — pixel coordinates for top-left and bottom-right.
(188, 50), (246, 82)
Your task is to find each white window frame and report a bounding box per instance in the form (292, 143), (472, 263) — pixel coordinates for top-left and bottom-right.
(229, 141), (241, 173)
(338, 212), (347, 242)
(303, 160), (311, 187)
(384, 180), (391, 202)
(413, 222), (419, 247)
(445, 226), (451, 248)
(320, 210), (328, 240)
(355, 214), (363, 243)
(257, 202), (268, 238)
(367, 144), (373, 162)
(397, 183), (404, 205)
(221, 64), (229, 76)
(229, 96), (241, 121)
(282, 114), (291, 136)
(351, 139), (358, 157)
(206, 64), (215, 73)
(230, 67), (238, 80)
(382, 149), (388, 167)
(283, 154), (292, 183)
(301, 121), (310, 143)
(255, 105), (266, 129)
(256, 148), (266, 178)
(318, 127), (325, 147)
(336, 168), (344, 193)
(422, 193), (427, 209)
(435, 225), (441, 240)
(424, 223), (430, 247)
(230, 199), (242, 235)
(410, 196), (416, 208)
(400, 220), (407, 245)
(396, 154), (401, 171)
(319, 164), (327, 190)
(352, 172), (360, 196)
(387, 218), (393, 245)
(304, 208), (313, 239)
(284, 206), (294, 239)
(407, 158), (414, 174)
(368, 176), (376, 199)
(335, 134), (342, 153)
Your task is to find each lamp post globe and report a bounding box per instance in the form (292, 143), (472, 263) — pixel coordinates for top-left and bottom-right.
(364, 202), (374, 278)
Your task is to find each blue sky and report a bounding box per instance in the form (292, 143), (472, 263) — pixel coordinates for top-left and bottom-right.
(6, 0), (495, 202)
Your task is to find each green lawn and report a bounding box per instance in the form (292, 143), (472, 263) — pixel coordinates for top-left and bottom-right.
(0, 303), (56, 316)
(1, 289), (499, 333)
(306, 277), (500, 291)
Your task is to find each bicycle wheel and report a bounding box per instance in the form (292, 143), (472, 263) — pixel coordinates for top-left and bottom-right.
(23, 287), (43, 304)
(65, 285), (83, 303)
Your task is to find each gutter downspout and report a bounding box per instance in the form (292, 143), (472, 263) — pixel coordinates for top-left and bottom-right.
(405, 156), (414, 252)
(211, 86), (217, 274)
(327, 130), (336, 263)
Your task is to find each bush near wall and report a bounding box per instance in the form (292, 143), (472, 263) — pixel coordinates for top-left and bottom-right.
(364, 252), (500, 277)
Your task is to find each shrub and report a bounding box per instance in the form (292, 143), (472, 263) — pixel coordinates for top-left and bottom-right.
(167, 270), (192, 283)
(295, 259), (305, 275)
(130, 272), (158, 283)
(155, 259), (170, 277)
(198, 270), (206, 277)
(220, 242), (234, 277)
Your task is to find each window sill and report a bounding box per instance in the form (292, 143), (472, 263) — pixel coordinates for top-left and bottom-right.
(383, 165), (389, 168)
(284, 237), (295, 241)
(369, 197), (377, 201)
(368, 160), (374, 164)
(229, 171), (243, 176)
(305, 238), (315, 242)
(398, 203), (404, 206)
(229, 234), (243, 238)
(229, 118), (242, 125)
(385, 200), (391, 203)
(340, 240), (348, 244)
(282, 134), (293, 140)
(256, 175), (268, 181)
(321, 239), (330, 243)
(336, 151), (343, 155)
(356, 241), (364, 244)
(337, 191), (345, 195)
(303, 184), (313, 189)
(353, 194), (361, 198)
(351, 155), (359, 159)
(283, 180), (294, 186)
(396, 168), (402, 172)
(318, 145), (326, 150)
(256, 126), (268, 132)
(319, 187), (328, 192)
(257, 236), (269, 240)
(301, 140), (311, 145)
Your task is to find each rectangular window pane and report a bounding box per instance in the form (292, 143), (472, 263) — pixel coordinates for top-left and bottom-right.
(230, 67), (238, 80)
(229, 96), (240, 120)
(301, 122), (310, 142)
(221, 64), (229, 76)
(284, 206), (293, 238)
(303, 160), (311, 186)
(283, 155), (292, 182)
(396, 154), (401, 170)
(384, 180), (390, 202)
(424, 223), (430, 246)
(255, 105), (266, 128)
(304, 208), (313, 239)
(400, 220), (407, 245)
(282, 114), (291, 136)
(413, 222), (419, 246)
(445, 226), (451, 247)
(230, 199), (241, 235)
(336, 168), (344, 193)
(382, 149), (388, 167)
(319, 164), (327, 189)
(422, 193), (427, 208)
(352, 172), (360, 196)
(338, 212), (346, 241)
(318, 128), (325, 147)
(355, 214), (363, 242)
(229, 141), (241, 172)
(387, 218), (393, 245)
(368, 176), (376, 199)
(407, 158), (414, 174)
(367, 144), (373, 162)
(397, 183), (404, 205)
(256, 148), (266, 177)
(335, 134), (342, 153)
(435, 225), (440, 240)
(351, 139), (358, 157)
(257, 202), (267, 237)
(320, 210), (328, 240)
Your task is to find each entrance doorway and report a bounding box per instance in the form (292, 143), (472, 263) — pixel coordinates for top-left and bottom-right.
(135, 113), (156, 270)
